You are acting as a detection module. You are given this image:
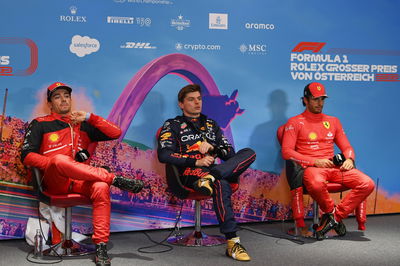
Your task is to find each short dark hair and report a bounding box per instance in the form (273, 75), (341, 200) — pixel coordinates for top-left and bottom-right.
(178, 84), (201, 103)
(301, 97), (306, 106)
(301, 84), (312, 106)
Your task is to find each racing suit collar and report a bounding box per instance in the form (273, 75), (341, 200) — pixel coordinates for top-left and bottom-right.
(181, 113), (207, 123)
(51, 112), (71, 123)
(181, 113), (206, 119)
(303, 109), (324, 122)
(181, 113), (208, 134)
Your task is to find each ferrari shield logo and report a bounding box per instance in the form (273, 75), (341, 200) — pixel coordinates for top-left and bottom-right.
(323, 121), (330, 129)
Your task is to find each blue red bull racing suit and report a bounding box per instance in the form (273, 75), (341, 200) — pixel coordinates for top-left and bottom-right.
(157, 114), (256, 235)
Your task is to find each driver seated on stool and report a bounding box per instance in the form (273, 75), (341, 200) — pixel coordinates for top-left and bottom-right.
(21, 82), (144, 266)
(157, 84), (256, 261)
(281, 82), (375, 240)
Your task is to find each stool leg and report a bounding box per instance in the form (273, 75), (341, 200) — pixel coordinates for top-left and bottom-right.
(313, 200), (319, 225)
(43, 207), (95, 257)
(168, 200), (226, 246)
(287, 200), (318, 238)
(194, 200), (201, 236)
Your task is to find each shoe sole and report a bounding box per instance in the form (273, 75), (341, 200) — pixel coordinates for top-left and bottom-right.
(315, 220), (336, 240)
(334, 225), (346, 237)
(225, 251), (251, 261)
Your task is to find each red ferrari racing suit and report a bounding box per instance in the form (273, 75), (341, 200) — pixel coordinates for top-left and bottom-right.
(281, 110), (374, 224)
(21, 112), (121, 244)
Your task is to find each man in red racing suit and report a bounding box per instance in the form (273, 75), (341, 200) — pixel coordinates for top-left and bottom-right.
(157, 84), (256, 261)
(281, 82), (374, 240)
(21, 82), (144, 266)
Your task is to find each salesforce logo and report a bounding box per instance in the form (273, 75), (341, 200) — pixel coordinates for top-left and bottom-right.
(69, 35), (100, 57)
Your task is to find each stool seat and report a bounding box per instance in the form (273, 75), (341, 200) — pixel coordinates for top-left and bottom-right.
(165, 164), (238, 246)
(41, 191), (92, 208)
(325, 183), (349, 193)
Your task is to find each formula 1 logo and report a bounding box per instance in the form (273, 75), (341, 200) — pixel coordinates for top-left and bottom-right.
(0, 38), (38, 76)
(292, 42), (326, 53)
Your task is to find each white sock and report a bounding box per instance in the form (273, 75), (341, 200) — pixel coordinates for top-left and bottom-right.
(230, 237), (240, 243)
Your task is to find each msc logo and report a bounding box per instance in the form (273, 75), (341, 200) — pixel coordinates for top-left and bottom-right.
(239, 44), (267, 55)
(292, 42), (326, 53)
(0, 38), (38, 76)
(121, 42), (156, 49)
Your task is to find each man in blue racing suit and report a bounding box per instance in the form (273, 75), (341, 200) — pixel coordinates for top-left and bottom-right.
(157, 84), (256, 261)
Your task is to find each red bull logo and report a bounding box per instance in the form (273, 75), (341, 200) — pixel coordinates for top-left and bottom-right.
(186, 141), (202, 152)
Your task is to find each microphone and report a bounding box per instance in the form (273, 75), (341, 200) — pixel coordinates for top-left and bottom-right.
(75, 149), (90, 162)
(332, 153), (345, 166)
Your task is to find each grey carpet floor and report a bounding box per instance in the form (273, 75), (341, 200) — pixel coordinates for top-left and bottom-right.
(0, 214), (399, 266)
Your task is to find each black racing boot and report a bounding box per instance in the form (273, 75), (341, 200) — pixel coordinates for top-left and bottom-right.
(95, 242), (111, 266)
(334, 220), (347, 237)
(315, 213), (338, 240)
(112, 176), (144, 193)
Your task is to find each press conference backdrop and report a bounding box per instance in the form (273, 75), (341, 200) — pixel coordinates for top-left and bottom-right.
(0, 0), (399, 240)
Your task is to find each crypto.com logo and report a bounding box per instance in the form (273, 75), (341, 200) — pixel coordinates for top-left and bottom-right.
(0, 38), (38, 76)
(292, 42), (326, 53)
